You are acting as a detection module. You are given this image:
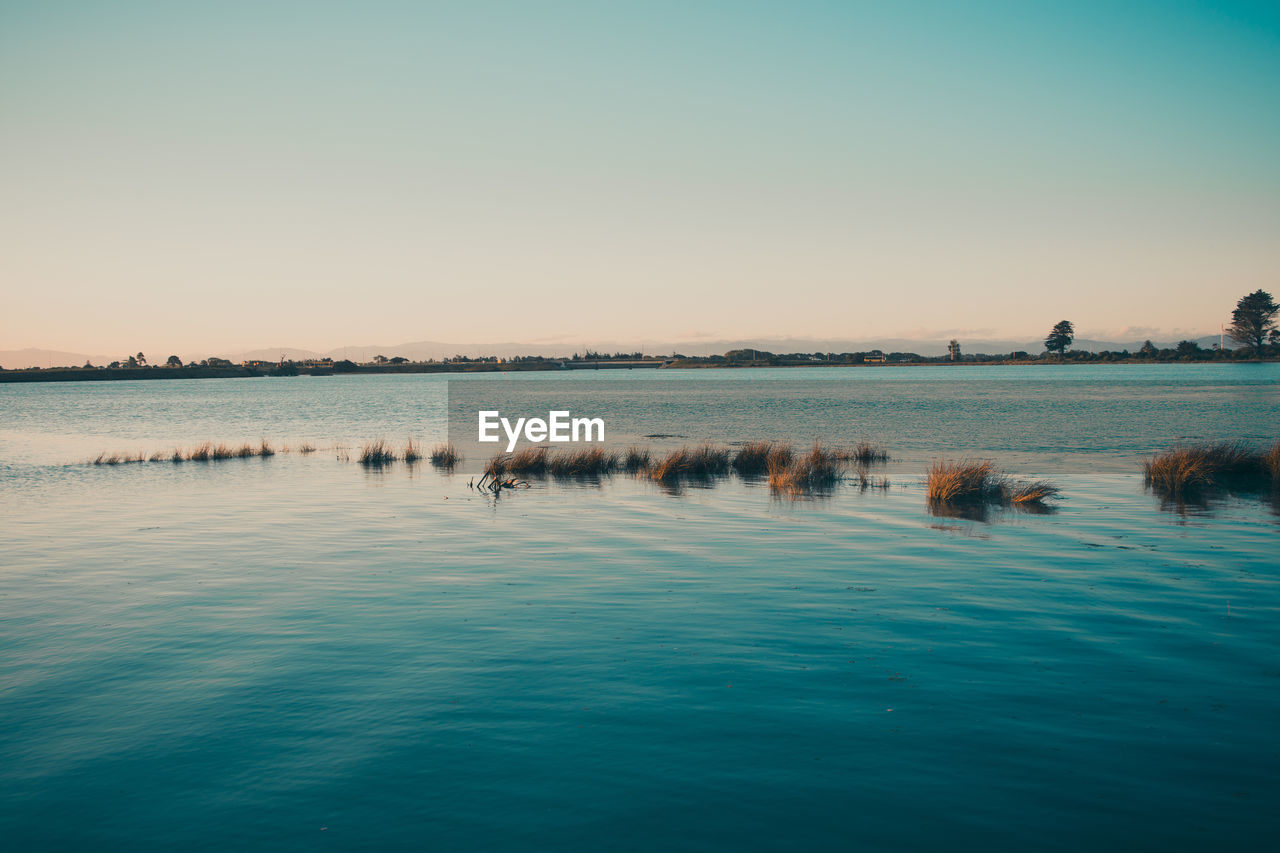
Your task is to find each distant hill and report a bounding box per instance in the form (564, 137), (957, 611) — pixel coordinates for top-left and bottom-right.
(3, 334), (1230, 369)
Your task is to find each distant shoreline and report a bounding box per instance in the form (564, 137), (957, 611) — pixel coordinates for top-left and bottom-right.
(2, 356), (1275, 383)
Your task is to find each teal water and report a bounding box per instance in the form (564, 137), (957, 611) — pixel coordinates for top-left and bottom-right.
(2, 366), (1278, 849)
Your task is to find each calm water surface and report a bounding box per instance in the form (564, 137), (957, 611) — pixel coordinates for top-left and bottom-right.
(2, 366), (1278, 849)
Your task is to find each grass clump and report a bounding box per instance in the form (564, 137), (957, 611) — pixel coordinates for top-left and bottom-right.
(843, 441), (889, 464)
(649, 445), (731, 483)
(297, 443), (317, 454)
(732, 441), (794, 477)
(621, 446), (652, 473)
(768, 444), (843, 494)
(236, 443), (256, 458)
(1142, 441), (1273, 499)
(258, 440), (275, 457)
(211, 444), (235, 460)
(547, 447), (618, 477)
(429, 442), (460, 468)
(358, 438), (397, 466)
(402, 438), (421, 464)
(187, 442), (211, 462)
(506, 446), (550, 476)
(1265, 441), (1280, 481)
(926, 460), (1059, 506)
(93, 451), (123, 466)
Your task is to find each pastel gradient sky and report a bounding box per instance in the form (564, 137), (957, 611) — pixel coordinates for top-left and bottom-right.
(2, 0), (1278, 353)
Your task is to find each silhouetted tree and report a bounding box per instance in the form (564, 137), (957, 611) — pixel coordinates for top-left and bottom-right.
(166, 355), (182, 367)
(1044, 320), (1075, 355)
(1174, 340), (1201, 359)
(1227, 289), (1278, 352)
(136, 352), (147, 366)
(1140, 340), (1158, 358)
(126, 355), (139, 368)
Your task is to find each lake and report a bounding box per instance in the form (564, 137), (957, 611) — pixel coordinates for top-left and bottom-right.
(2, 365), (1278, 849)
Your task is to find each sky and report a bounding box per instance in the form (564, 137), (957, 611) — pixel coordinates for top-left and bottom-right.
(1, 0), (1278, 355)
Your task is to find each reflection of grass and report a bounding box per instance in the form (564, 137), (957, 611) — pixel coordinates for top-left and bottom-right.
(769, 444), (842, 494)
(926, 460), (1059, 508)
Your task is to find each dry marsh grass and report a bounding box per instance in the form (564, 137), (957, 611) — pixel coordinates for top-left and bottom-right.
(649, 445), (731, 483)
(506, 446), (550, 475)
(429, 442), (460, 468)
(843, 441), (889, 464)
(1265, 441), (1280, 481)
(547, 447), (618, 477)
(297, 443), (317, 454)
(622, 446), (652, 473)
(258, 440), (275, 457)
(188, 443), (212, 462)
(768, 444), (843, 494)
(926, 460), (1059, 506)
(732, 441), (794, 477)
(402, 438), (421, 464)
(1143, 441), (1275, 498)
(358, 438), (397, 466)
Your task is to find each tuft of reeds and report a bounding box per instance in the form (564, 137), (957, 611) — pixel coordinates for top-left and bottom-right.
(188, 442), (212, 462)
(769, 444), (843, 494)
(1006, 480), (1061, 503)
(621, 446), (652, 473)
(358, 438), (397, 466)
(148, 450), (168, 462)
(170, 449), (184, 463)
(649, 445), (731, 483)
(845, 441), (889, 464)
(93, 451), (123, 465)
(402, 438), (421, 464)
(732, 441), (794, 477)
(926, 460), (1058, 507)
(506, 446), (550, 476)
(1265, 441), (1280, 481)
(547, 447), (618, 477)
(211, 444), (234, 460)
(429, 442), (460, 468)
(297, 443), (317, 454)
(1142, 441), (1269, 498)
(926, 460), (1003, 502)
(236, 443), (256, 458)
(258, 440), (275, 457)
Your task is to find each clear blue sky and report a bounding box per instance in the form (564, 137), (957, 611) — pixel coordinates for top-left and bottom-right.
(2, 0), (1277, 353)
